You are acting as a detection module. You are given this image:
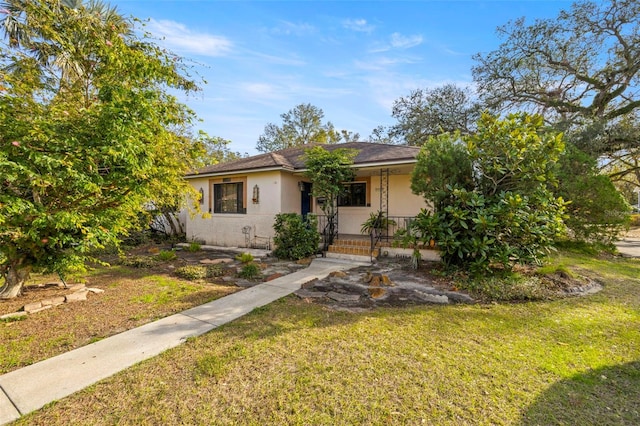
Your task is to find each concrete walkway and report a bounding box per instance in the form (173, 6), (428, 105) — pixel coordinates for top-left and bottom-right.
(0, 258), (364, 425)
(616, 237), (640, 258)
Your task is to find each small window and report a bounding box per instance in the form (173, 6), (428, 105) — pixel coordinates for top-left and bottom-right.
(338, 182), (367, 207)
(213, 182), (245, 214)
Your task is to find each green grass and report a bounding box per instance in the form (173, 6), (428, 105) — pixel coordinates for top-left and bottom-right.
(15, 251), (640, 425)
(131, 276), (200, 306)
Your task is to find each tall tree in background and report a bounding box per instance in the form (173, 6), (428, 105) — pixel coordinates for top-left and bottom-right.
(0, 0), (200, 298)
(472, 0), (640, 182)
(387, 84), (483, 146)
(256, 103), (360, 153)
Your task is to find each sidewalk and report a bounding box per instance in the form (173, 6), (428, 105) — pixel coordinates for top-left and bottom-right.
(0, 258), (365, 425)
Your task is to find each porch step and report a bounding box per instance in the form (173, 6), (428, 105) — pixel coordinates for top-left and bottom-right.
(327, 238), (379, 261)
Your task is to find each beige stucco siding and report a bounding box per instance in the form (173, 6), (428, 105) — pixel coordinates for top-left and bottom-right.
(330, 173), (428, 236)
(186, 171), (283, 247)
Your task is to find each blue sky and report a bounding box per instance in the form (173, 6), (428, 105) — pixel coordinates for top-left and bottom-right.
(111, 0), (574, 155)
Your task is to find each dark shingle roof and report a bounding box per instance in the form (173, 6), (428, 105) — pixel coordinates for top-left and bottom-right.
(186, 142), (420, 177)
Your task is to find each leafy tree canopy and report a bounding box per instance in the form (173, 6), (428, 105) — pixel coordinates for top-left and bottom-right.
(385, 84), (483, 146)
(0, 0), (200, 298)
(256, 103), (360, 153)
(472, 0), (640, 180)
(191, 131), (244, 169)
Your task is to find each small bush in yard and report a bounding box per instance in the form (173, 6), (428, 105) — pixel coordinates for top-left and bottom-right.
(121, 255), (157, 268)
(273, 213), (319, 260)
(238, 263), (261, 280)
(235, 252), (254, 263)
(176, 265), (208, 280)
(176, 264), (225, 281)
(206, 264), (224, 278)
(187, 242), (201, 252)
(156, 250), (177, 261)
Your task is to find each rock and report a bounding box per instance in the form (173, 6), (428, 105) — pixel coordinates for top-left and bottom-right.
(23, 301), (43, 313)
(86, 287), (105, 294)
(265, 273), (283, 282)
(329, 271), (347, 279)
(327, 292), (361, 303)
(200, 258), (234, 265)
(301, 278), (318, 289)
(42, 297), (66, 307)
(68, 284), (86, 292)
(147, 247), (160, 254)
(29, 305), (53, 314)
(368, 287), (387, 299)
(65, 290), (89, 302)
(1, 311), (27, 320)
(419, 293), (449, 304)
(294, 289), (327, 299)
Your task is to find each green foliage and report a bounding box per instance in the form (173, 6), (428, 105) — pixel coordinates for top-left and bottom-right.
(121, 256), (157, 269)
(555, 144), (630, 244)
(175, 265), (208, 281)
(175, 264), (224, 281)
(156, 250), (177, 262)
(0, 1), (200, 298)
(238, 263), (261, 280)
(360, 211), (396, 235)
(408, 113), (566, 273)
(256, 104), (359, 153)
(472, 0), (640, 180)
(390, 84), (483, 146)
(303, 146), (358, 219)
(455, 271), (555, 301)
(235, 253), (254, 264)
(186, 242), (202, 252)
(411, 132), (474, 210)
(206, 264), (224, 278)
(272, 213), (319, 260)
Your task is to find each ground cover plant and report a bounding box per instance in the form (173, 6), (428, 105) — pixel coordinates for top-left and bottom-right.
(13, 248), (640, 425)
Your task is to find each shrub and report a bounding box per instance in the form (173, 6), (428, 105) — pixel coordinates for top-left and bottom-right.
(175, 265), (208, 280)
(235, 252), (254, 263)
(408, 113), (566, 274)
(238, 263), (261, 280)
(206, 264), (224, 278)
(272, 213), (319, 260)
(187, 242), (201, 252)
(120, 255), (157, 268)
(555, 144), (630, 244)
(156, 250), (177, 261)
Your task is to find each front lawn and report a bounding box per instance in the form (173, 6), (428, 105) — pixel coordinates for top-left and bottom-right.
(14, 251), (640, 425)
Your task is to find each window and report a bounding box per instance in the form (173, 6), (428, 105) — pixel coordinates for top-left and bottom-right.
(338, 182), (367, 207)
(213, 182), (245, 214)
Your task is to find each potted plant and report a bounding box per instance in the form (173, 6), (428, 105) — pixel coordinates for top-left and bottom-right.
(360, 211), (396, 236)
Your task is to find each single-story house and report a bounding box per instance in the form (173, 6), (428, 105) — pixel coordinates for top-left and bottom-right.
(184, 142), (431, 256)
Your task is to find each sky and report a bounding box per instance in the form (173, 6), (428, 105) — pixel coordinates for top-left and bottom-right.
(110, 0), (574, 155)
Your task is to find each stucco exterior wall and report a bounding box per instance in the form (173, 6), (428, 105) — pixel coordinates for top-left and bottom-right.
(186, 171), (284, 247)
(186, 169), (430, 245)
(334, 173), (428, 236)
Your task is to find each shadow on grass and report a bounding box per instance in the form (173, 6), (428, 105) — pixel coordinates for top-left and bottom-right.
(521, 360), (640, 425)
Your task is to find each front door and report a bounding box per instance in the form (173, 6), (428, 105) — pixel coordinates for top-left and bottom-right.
(301, 182), (312, 217)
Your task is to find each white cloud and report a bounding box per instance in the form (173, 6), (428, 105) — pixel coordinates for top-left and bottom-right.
(271, 20), (315, 36)
(343, 18), (375, 33)
(147, 19), (232, 57)
(390, 32), (423, 49)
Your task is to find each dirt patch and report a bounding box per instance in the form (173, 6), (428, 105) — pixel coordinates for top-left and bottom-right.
(0, 245), (306, 374)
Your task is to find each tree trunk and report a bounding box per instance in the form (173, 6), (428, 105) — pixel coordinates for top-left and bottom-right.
(162, 211), (179, 236)
(0, 263), (31, 299)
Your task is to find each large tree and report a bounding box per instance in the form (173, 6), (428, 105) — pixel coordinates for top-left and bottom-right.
(256, 103), (359, 153)
(0, 0), (200, 298)
(387, 84), (483, 146)
(472, 0), (640, 180)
